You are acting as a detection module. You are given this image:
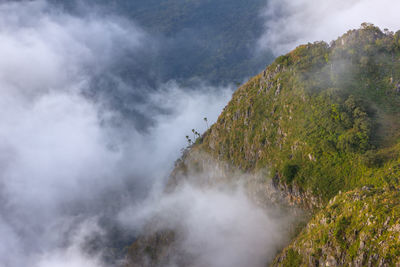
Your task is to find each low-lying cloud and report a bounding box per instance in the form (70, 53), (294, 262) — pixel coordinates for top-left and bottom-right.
(260, 0), (400, 55)
(0, 1), (233, 266)
(119, 175), (294, 267)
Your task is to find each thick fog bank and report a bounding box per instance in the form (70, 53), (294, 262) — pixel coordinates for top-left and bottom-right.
(0, 0), (344, 266)
(119, 167), (295, 267)
(0, 1), (233, 266)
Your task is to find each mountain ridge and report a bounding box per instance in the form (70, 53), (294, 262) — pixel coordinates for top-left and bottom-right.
(126, 24), (400, 266)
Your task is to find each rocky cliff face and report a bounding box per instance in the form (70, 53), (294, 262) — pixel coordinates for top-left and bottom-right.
(170, 149), (322, 210)
(126, 24), (400, 266)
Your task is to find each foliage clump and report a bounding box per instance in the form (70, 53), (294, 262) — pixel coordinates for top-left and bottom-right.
(282, 163), (299, 184)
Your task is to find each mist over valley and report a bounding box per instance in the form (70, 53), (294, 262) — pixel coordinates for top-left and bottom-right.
(1, 0), (400, 266)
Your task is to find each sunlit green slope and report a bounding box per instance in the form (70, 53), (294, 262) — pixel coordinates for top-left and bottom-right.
(192, 23), (400, 201)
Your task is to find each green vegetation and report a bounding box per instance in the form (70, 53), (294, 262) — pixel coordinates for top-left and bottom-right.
(281, 249), (302, 266)
(274, 187), (400, 266)
(282, 163), (300, 184)
(191, 24), (400, 201)
(128, 24), (400, 266)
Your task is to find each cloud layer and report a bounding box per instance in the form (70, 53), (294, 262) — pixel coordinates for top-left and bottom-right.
(120, 179), (293, 267)
(0, 1), (232, 266)
(260, 0), (400, 54)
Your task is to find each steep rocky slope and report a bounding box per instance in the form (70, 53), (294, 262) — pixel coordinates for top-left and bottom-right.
(126, 24), (400, 266)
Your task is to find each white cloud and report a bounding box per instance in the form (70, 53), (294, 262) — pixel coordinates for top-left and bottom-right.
(120, 183), (291, 267)
(35, 219), (106, 267)
(119, 162), (294, 267)
(260, 0), (400, 54)
(0, 1), (310, 266)
(0, 1), (232, 266)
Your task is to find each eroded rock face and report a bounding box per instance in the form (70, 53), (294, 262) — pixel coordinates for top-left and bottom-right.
(270, 174), (322, 210)
(260, 64), (286, 94)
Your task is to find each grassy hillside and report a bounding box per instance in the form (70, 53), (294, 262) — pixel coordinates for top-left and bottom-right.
(127, 24), (400, 266)
(274, 186), (400, 266)
(193, 23), (400, 201)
